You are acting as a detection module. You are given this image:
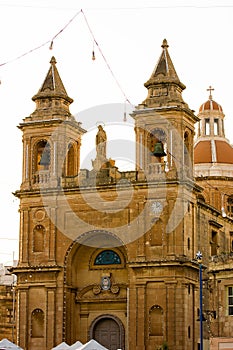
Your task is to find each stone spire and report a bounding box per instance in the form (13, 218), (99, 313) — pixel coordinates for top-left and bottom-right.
(142, 39), (187, 108)
(31, 56), (73, 119)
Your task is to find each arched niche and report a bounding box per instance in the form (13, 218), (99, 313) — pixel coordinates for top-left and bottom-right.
(33, 224), (45, 252)
(149, 305), (164, 336)
(31, 308), (44, 338)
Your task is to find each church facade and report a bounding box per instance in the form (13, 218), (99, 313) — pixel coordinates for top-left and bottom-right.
(13, 40), (233, 350)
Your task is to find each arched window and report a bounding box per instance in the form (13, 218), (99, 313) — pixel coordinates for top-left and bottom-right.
(214, 119), (219, 135)
(33, 225), (45, 252)
(184, 131), (190, 168)
(205, 118), (210, 135)
(211, 230), (218, 256)
(227, 195), (233, 216)
(31, 309), (44, 337)
(149, 305), (164, 336)
(36, 140), (51, 171)
(66, 142), (75, 176)
(94, 250), (121, 265)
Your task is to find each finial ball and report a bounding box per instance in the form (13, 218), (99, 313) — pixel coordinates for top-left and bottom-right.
(50, 56), (57, 65)
(161, 39), (169, 48)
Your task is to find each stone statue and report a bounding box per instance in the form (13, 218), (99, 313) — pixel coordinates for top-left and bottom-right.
(96, 125), (107, 158)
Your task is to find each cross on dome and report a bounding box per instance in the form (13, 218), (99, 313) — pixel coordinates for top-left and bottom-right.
(207, 85), (214, 100)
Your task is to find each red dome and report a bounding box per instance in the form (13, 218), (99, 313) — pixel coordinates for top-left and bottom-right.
(194, 140), (233, 164)
(199, 99), (223, 113)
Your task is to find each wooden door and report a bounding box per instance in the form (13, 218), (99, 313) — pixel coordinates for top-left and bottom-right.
(93, 318), (121, 350)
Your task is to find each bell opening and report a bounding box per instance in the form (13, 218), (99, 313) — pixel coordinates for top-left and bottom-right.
(39, 149), (50, 166)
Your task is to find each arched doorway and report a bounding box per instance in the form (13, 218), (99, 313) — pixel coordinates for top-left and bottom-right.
(90, 315), (125, 350)
(63, 233), (128, 346)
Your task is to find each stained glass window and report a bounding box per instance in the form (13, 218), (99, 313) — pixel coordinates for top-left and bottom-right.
(94, 250), (121, 265)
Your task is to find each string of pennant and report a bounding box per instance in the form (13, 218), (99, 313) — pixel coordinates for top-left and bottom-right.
(0, 9), (82, 67)
(81, 9), (131, 105)
(49, 9), (82, 51)
(0, 8), (132, 111)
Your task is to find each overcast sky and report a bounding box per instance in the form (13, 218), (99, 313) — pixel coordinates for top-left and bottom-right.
(0, 0), (233, 264)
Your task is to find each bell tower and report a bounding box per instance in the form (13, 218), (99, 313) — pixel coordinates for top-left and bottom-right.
(19, 56), (85, 190)
(127, 40), (202, 350)
(14, 57), (85, 350)
(132, 39), (199, 180)
(131, 39), (200, 259)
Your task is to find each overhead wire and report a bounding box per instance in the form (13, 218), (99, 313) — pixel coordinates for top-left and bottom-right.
(80, 9), (132, 106)
(0, 9), (82, 67)
(49, 9), (82, 51)
(0, 3), (233, 10)
(0, 7), (132, 107)
(0, 40), (50, 67)
(0, 238), (18, 240)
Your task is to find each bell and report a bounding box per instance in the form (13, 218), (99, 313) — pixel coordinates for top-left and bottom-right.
(39, 150), (50, 166)
(152, 141), (166, 157)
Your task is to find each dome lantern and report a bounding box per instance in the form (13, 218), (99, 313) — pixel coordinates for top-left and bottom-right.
(194, 86), (233, 166)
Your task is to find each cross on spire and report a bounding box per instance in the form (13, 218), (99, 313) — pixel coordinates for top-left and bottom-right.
(207, 85), (214, 100)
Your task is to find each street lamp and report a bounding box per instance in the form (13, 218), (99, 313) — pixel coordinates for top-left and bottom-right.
(196, 251), (203, 350)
